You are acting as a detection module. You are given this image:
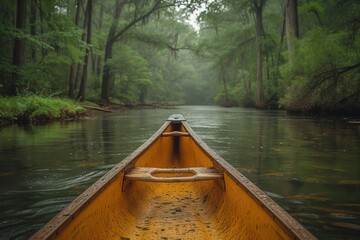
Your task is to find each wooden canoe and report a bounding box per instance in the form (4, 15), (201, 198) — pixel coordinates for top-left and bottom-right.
(31, 114), (316, 240)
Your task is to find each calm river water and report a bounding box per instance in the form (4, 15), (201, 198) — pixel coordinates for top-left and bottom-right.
(0, 106), (359, 239)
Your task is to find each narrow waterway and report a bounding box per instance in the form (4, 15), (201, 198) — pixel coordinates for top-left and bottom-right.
(0, 106), (359, 239)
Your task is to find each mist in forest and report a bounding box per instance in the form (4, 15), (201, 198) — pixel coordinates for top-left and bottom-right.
(1, 0), (359, 114)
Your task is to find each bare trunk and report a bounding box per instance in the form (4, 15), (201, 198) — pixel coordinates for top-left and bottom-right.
(39, 2), (46, 57)
(30, 0), (37, 61)
(221, 61), (229, 106)
(78, 0), (93, 101)
(68, 64), (77, 99)
(101, 42), (114, 103)
(69, 0), (82, 99)
(285, 0), (299, 65)
(11, 0), (27, 95)
(255, 5), (265, 108)
(139, 88), (146, 104)
(101, 0), (122, 103)
(91, 2), (104, 90)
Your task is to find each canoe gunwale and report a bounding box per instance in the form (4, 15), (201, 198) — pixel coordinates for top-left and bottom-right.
(31, 116), (316, 240)
(181, 120), (316, 240)
(30, 120), (172, 240)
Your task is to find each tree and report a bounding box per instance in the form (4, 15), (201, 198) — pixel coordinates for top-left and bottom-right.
(1, 0), (358, 114)
(284, 0), (299, 65)
(252, 0), (267, 108)
(68, 0), (82, 99)
(30, 0), (37, 60)
(101, 0), (166, 103)
(279, 1), (360, 114)
(197, 1), (242, 106)
(197, 0), (268, 107)
(100, 0), (122, 103)
(11, 0), (27, 96)
(77, 0), (93, 101)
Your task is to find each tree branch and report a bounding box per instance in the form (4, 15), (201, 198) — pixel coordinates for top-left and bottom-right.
(112, 0), (173, 42)
(314, 62), (360, 80)
(302, 62), (360, 100)
(237, 37), (256, 48)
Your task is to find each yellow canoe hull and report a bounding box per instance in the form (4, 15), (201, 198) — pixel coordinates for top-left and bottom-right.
(31, 114), (315, 240)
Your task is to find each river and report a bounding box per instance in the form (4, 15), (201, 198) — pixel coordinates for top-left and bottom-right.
(0, 106), (359, 239)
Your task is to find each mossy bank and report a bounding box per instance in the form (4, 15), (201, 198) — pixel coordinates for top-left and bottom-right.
(0, 96), (86, 127)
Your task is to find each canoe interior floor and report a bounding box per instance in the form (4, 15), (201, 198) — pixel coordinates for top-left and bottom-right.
(119, 182), (221, 240)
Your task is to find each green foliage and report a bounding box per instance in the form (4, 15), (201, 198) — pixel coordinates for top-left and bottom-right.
(120, 13), (210, 105)
(197, 0), (284, 107)
(214, 89), (237, 106)
(300, 1), (324, 17)
(280, 28), (360, 112)
(0, 96), (85, 124)
(0, 0), (85, 96)
(108, 44), (152, 103)
(197, 0), (360, 113)
(1, 0), (359, 115)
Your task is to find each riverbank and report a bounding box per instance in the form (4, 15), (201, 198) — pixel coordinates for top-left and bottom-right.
(0, 96), (175, 127)
(3, 96), (357, 128)
(0, 96), (86, 127)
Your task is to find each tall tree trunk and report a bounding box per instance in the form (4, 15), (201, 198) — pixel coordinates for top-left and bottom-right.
(139, 88), (146, 104)
(30, 0), (37, 61)
(69, 0), (82, 98)
(75, 0), (89, 95)
(254, 2), (265, 108)
(11, 0), (27, 96)
(285, 0), (299, 65)
(91, 2), (104, 89)
(38, 1), (47, 57)
(77, 0), (93, 101)
(220, 61), (229, 106)
(101, 0), (122, 103)
(101, 41), (115, 103)
(68, 64), (77, 99)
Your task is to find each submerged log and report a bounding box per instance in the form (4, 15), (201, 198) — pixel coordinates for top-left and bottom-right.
(81, 105), (113, 112)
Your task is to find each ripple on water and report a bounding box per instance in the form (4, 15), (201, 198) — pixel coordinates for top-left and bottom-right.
(0, 106), (359, 240)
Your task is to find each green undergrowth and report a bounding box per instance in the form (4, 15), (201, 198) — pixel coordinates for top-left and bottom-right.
(0, 96), (86, 126)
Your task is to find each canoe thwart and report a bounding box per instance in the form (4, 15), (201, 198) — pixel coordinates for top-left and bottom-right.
(162, 131), (190, 137)
(124, 167), (223, 182)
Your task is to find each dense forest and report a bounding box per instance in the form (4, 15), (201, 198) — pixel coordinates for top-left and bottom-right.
(1, 0), (360, 114)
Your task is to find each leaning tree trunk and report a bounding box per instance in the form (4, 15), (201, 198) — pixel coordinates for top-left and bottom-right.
(101, 0), (162, 103)
(11, 0), (27, 96)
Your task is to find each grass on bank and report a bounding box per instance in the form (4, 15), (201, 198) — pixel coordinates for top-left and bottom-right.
(0, 96), (85, 125)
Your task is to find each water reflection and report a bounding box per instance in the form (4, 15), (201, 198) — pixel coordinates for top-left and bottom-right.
(0, 106), (359, 239)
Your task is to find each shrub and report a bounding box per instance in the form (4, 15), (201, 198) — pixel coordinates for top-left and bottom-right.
(0, 96), (85, 125)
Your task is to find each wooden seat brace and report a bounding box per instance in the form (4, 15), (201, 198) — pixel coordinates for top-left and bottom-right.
(162, 131), (190, 137)
(124, 167), (223, 182)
